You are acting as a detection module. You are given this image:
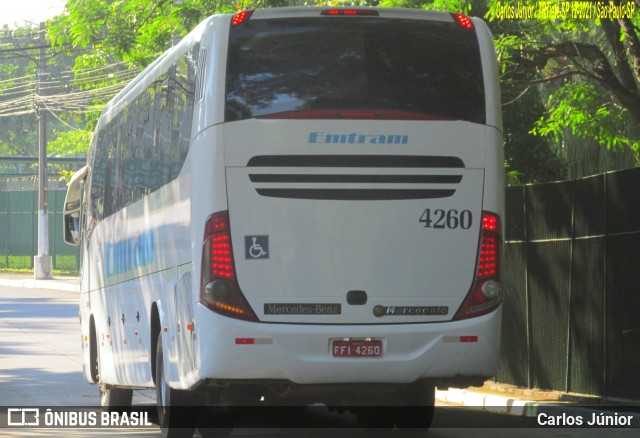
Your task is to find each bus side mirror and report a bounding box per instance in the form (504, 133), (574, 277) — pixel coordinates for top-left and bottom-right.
(65, 212), (80, 245)
(63, 166), (89, 246)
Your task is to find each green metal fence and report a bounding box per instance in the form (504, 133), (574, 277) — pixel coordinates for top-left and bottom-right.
(0, 176), (80, 272)
(498, 167), (640, 399)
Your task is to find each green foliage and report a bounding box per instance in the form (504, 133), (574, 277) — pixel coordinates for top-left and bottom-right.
(503, 81), (568, 183)
(0, 22), (92, 161)
(505, 168), (523, 186)
(48, 130), (91, 157)
(49, 0), (176, 67)
(378, 0), (471, 12)
(48, 130), (91, 182)
(0, 255), (78, 274)
(493, 34), (526, 75)
(533, 82), (640, 152)
(50, 0), (293, 69)
(484, 0), (640, 176)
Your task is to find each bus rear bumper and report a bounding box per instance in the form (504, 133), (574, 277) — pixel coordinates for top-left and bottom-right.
(193, 304), (501, 386)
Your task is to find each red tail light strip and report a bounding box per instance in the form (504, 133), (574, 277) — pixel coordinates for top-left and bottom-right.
(477, 234), (498, 278)
(200, 211), (258, 322)
(453, 211), (502, 320)
(211, 233), (234, 280)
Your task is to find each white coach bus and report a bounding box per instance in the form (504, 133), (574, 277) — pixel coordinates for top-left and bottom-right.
(64, 7), (504, 436)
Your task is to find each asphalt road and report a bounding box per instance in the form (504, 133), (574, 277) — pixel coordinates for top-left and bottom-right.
(0, 285), (635, 437)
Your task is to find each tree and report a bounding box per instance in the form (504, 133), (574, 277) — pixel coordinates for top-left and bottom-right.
(49, 0), (289, 69)
(0, 23), (88, 159)
(380, 1), (566, 182)
(485, 0), (640, 155)
(412, 1), (640, 180)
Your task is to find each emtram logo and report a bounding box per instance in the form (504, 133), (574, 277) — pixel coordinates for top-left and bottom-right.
(7, 408), (40, 426)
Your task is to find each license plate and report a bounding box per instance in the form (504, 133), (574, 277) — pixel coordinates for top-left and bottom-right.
(331, 338), (383, 358)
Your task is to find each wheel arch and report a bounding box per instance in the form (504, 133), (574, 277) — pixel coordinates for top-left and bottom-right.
(89, 314), (99, 383)
(150, 302), (161, 385)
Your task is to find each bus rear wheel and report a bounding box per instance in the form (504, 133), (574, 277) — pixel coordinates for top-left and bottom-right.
(155, 334), (197, 438)
(395, 382), (435, 429)
(94, 326), (132, 412)
(354, 382), (435, 430)
(99, 384), (133, 411)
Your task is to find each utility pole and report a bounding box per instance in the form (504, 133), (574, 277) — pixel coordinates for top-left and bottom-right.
(34, 21), (52, 279)
(2, 23), (52, 278)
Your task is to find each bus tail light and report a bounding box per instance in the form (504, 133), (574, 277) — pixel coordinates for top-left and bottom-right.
(200, 211), (258, 322)
(452, 13), (474, 30)
(453, 211), (502, 320)
(232, 10), (254, 26)
(321, 9), (379, 16)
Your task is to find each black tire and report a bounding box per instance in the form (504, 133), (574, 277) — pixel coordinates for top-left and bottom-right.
(394, 383), (435, 429)
(354, 383), (435, 430)
(99, 384), (133, 412)
(394, 405), (435, 429)
(89, 319), (99, 383)
(355, 407), (396, 429)
(156, 334), (197, 438)
(197, 408), (233, 438)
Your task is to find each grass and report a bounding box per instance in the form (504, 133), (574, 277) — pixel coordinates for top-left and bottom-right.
(0, 254), (79, 275)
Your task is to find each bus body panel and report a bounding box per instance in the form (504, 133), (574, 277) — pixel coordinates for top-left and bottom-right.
(194, 16), (227, 136)
(192, 304), (501, 384)
(483, 127), (505, 232)
(473, 17), (502, 133)
(81, 146), (194, 387)
(224, 120), (492, 324)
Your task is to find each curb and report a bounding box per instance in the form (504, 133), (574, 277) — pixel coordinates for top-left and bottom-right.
(0, 277), (79, 293)
(436, 387), (567, 416)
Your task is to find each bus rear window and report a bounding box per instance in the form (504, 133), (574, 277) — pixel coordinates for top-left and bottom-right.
(225, 17), (485, 124)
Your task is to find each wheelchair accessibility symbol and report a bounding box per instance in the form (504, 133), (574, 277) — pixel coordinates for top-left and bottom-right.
(245, 236), (269, 260)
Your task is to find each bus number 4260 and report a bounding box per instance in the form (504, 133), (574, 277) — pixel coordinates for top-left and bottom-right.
(419, 209), (473, 230)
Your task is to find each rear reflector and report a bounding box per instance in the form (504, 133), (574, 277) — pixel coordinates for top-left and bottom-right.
(321, 9), (379, 16)
(235, 337), (273, 345)
(444, 335), (479, 343)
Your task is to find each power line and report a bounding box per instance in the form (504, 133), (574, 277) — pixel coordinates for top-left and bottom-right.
(0, 44), (53, 54)
(0, 73), (36, 84)
(1, 65), (138, 100)
(0, 77), (134, 117)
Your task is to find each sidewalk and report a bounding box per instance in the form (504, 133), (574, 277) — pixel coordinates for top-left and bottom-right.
(0, 271), (80, 293)
(1, 270), (639, 425)
(436, 382), (640, 422)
